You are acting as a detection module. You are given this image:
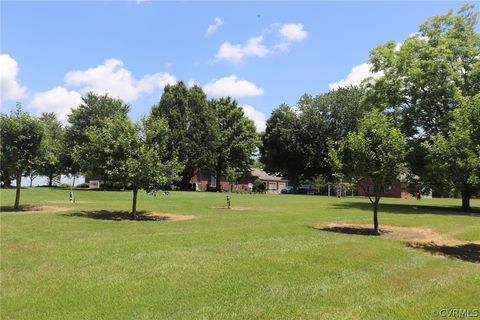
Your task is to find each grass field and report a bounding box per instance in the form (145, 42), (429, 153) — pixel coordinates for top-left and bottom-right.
(1, 188), (479, 319)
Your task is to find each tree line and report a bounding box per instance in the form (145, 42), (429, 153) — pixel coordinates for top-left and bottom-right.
(1, 82), (258, 215)
(260, 5), (480, 230)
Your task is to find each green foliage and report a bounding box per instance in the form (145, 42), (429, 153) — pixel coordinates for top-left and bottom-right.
(260, 103), (304, 186)
(64, 92), (130, 176)
(37, 113), (65, 185)
(73, 115), (183, 215)
(151, 82), (219, 189)
(426, 94), (480, 209)
(366, 4), (480, 138)
(329, 110), (408, 230)
(299, 86), (369, 179)
(76, 182), (90, 188)
(211, 97), (258, 190)
(261, 87), (367, 185)
(0, 104), (45, 208)
(253, 178), (265, 192)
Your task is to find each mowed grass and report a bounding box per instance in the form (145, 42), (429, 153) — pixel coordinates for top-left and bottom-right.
(1, 188), (479, 320)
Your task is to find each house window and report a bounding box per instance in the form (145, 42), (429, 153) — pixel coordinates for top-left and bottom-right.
(278, 182), (287, 190)
(367, 186), (375, 193)
(384, 185), (391, 193)
(268, 182), (277, 190)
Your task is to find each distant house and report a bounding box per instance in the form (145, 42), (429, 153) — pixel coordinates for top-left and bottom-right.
(357, 176), (432, 199)
(189, 168), (288, 193)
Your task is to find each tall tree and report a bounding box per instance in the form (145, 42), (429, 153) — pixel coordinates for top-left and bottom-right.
(151, 82), (218, 190)
(37, 113), (64, 186)
(73, 115), (183, 217)
(260, 104), (304, 188)
(329, 110), (408, 232)
(0, 105), (44, 209)
(299, 86), (369, 179)
(426, 94), (480, 211)
(367, 4), (480, 138)
(64, 93), (130, 179)
(365, 5), (480, 194)
(211, 97), (258, 191)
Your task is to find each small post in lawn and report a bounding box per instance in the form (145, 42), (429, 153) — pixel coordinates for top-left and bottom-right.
(69, 176), (75, 203)
(226, 193), (231, 209)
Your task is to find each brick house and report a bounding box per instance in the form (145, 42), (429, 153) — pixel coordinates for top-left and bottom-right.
(357, 176), (432, 199)
(189, 168), (288, 193)
(357, 177), (413, 198)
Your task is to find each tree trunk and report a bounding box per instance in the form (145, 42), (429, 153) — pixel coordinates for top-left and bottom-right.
(179, 168), (194, 190)
(72, 175), (76, 187)
(14, 172), (21, 210)
(461, 191), (471, 211)
(131, 188), (138, 218)
(30, 175), (34, 187)
(48, 172), (53, 187)
(373, 198), (379, 233)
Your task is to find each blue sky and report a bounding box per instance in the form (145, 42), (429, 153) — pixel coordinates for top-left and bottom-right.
(1, 1), (473, 131)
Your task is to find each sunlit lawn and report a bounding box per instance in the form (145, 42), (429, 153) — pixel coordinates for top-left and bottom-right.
(1, 188), (479, 319)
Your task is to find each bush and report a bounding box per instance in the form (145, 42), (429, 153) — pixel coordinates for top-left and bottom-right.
(253, 178), (265, 193)
(76, 183), (90, 188)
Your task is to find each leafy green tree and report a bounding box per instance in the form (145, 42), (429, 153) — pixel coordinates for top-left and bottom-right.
(1, 162), (15, 187)
(329, 110), (408, 232)
(0, 105), (44, 209)
(151, 82), (218, 190)
(210, 97), (258, 191)
(367, 4), (480, 137)
(37, 113), (64, 186)
(299, 86), (369, 179)
(365, 5), (480, 195)
(261, 87), (367, 187)
(64, 93), (130, 179)
(426, 94), (480, 211)
(73, 115), (183, 216)
(260, 104), (304, 188)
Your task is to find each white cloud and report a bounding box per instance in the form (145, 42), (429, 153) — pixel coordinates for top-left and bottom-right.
(241, 104), (266, 132)
(64, 59), (176, 102)
(328, 63), (383, 90)
(214, 22), (307, 63)
(29, 86), (83, 123)
(215, 36), (270, 63)
(279, 23), (308, 42)
(0, 54), (27, 103)
(206, 17), (223, 37)
(203, 75), (264, 98)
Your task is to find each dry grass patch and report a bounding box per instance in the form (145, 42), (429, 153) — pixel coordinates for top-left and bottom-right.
(316, 223), (480, 263)
(1, 205), (72, 214)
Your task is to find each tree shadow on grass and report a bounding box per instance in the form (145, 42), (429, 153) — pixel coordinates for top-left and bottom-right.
(1, 205), (37, 212)
(316, 225), (479, 264)
(67, 210), (169, 221)
(407, 243), (480, 263)
(332, 201), (480, 217)
(319, 225), (383, 236)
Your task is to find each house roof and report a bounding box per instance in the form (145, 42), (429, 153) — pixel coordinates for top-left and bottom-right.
(251, 168), (288, 182)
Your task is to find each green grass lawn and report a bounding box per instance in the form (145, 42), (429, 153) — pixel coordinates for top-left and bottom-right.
(1, 188), (479, 319)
